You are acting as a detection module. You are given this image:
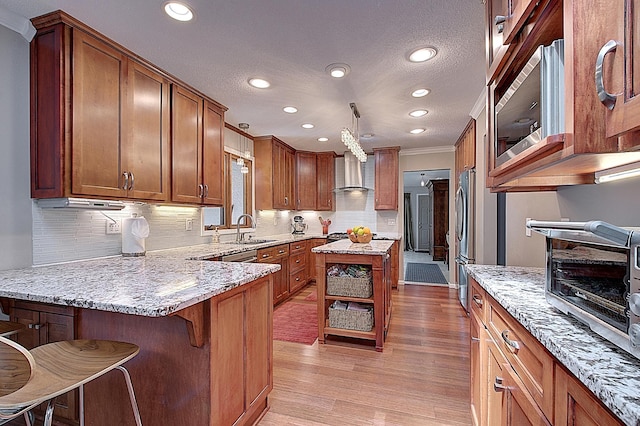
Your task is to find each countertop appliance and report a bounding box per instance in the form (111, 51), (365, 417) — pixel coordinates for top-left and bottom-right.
(291, 216), (307, 234)
(527, 220), (640, 360)
(455, 168), (475, 312)
(220, 250), (258, 262)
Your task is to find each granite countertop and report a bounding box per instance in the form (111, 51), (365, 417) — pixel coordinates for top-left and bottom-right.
(311, 239), (394, 255)
(466, 264), (640, 425)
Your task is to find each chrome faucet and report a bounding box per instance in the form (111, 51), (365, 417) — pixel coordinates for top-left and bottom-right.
(236, 214), (256, 242)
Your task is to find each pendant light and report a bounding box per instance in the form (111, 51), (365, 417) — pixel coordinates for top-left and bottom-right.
(238, 123), (250, 174)
(420, 173), (426, 187)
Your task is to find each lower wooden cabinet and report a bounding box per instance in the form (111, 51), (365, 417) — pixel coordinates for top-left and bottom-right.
(258, 244), (290, 305)
(289, 241), (307, 295)
(306, 238), (327, 283)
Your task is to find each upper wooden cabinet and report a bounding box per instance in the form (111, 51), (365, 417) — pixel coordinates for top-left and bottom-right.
(295, 151), (317, 210)
(374, 147), (399, 210)
(254, 136), (295, 210)
(315, 152), (336, 211)
(485, 0), (640, 192)
(455, 119), (476, 178)
(29, 11), (225, 205)
(171, 85), (224, 205)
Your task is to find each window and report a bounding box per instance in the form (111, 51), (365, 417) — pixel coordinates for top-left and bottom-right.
(203, 152), (253, 231)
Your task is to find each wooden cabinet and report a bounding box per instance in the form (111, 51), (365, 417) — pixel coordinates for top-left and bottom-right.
(374, 147), (400, 210)
(316, 152), (336, 211)
(295, 152), (317, 210)
(211, 276), (272, 425)
(31, 14), (171, 202)
(554, 366), (623, 426)
(600, 2), (640, 142)
(455, 119), (476, 179)
(289, 241), (308, 295)
(390, 240), (399, 289)
(484, 0), (640, 192)
(427, 179), (449, 261)
(254, 136), (295, 210)
(171, 85), (224, 205)
(10, 300), (77, 424)
(258, 244), (290, 305)
(306, 238), (326, 283)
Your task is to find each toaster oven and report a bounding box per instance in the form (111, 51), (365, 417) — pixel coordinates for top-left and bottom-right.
(527, 220), (640, 359)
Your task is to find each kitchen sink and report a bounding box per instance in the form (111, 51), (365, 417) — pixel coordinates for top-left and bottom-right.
(223, 239), (276, 245)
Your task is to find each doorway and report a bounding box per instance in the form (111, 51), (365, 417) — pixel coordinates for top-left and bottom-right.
(403, 169), (450, 285)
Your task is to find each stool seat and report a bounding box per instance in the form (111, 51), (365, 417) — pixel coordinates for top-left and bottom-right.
(0, 322), (25, 338)
(0, 338), (141, 425)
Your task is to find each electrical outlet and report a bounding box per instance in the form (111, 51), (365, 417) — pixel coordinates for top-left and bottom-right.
(387, 218), (396, 226)
(106, 219), (121, 235)
(525, 217), (532, 237)
(185, 219), (193, 231)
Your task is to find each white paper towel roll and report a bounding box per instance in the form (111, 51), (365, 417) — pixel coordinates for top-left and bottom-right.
(122, 216), (149, 256)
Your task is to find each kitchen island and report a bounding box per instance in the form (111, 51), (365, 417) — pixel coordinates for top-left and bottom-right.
(467, 264), (640, 425)
(0, 248), (281, 426)
(312, 239), (393, 351)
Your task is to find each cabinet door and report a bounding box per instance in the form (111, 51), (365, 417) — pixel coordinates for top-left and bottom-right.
(72, 30), (127, 198)
(554, 367), (623, 426)
(272, 143), (286, 209)
(245, 278), (272, 408)
(11, 307), (40, 349)
(284, 147), (295, 209)
(486, 0), (509, 76)
(171, 85), (204, 204)
(470, 313), (484, 426)
(601, 1), (640, 141)
(374, 148), (399, 210)
(295, 152), (317, 210)
(202, 100), (224, 206)
(316, 152), (335, 211)
(274, 258), (290, 305)
(486, 337), (505, 426)
(502, 365), (551, 426)
(502, 0), (539, 44)
(124, 61), (170, 201)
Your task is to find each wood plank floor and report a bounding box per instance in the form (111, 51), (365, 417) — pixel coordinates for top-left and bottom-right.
(259, 283), (472, 425)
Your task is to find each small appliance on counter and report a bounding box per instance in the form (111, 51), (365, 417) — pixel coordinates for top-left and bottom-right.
(291, 216), (307, 234)
(122, 214), (150, 256)
(527, 219), (640, 360)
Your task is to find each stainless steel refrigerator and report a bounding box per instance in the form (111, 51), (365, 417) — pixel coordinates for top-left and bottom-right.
(455, 168), (475, 312)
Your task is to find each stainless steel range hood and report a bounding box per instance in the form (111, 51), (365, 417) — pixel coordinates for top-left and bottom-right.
(37, 198), (126, 210)
(334, 151), (370, 192)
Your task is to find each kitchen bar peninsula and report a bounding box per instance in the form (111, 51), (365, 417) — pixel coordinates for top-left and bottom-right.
(312, 240), (393, 351)
(0, 248), (280, 426)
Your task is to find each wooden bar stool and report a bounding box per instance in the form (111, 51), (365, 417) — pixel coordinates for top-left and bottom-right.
(0, 321), (25, 338)
(0, 337), (142, 426)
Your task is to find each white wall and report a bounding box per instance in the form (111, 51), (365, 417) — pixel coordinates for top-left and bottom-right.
(0, 24), (32, 270)
(474, 109), (497, 266)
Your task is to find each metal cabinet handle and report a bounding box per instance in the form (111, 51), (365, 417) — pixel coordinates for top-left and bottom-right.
(198, 184), (204, 198)
(284, 196), (288, 205)
(471, 337), (480, 342)
(122, 172), (129, 190)
(296, 259), (301, 264)
(295, 277), (301, 281)
(204, 184), (209, 198)
(262, 254), (269, 258)
(28, 323), (44, 330)
(278, 249), (286, 254)
(494, 15), (505, 33)
(501, 330), (520, 353)
(129, 171), (135, 190)
(472, 295), (483, 307)
(493, 376), (506, 392)
(595, 40), (618, 110)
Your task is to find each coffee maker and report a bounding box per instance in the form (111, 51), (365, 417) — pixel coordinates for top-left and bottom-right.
(291, 216), (307, 234)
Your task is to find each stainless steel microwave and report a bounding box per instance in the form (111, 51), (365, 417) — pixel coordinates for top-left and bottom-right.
(527, 220), (640, 360)
(494, 39), (565, 167)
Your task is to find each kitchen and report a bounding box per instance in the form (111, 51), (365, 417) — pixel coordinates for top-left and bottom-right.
(1, 0), (640, 425)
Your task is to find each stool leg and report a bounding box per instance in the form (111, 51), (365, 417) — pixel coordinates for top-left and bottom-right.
(116, 366), (142, 426)
(79, 384), (84, 426)
(22, 410), (32, 426)
(43, 399), (55, 426)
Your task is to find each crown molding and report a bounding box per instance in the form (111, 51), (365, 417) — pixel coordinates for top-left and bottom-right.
(0, 6), (36, 41)
(399, 145), (455, 156)
(470, 86), (487, 119)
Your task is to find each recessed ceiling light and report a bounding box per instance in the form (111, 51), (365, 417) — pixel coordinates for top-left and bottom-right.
(248, 78), (270, 89)
(164, 2), (194, 21)
(410, 128), (426, 134)
(325, 63), (351, 78)
(411, 88), (430, 98)
(301, 123), (314, 129)
(409, 109), (428, 118)
(361, 133), (374, 138)
(408, 47), (437, 63)
(283, 106), (298, 113)
(318, 137), (329, 142)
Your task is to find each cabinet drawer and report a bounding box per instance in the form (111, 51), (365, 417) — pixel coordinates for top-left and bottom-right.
(258, 244), (289, 262)
(289, 251), (306, 272)
(470, 278), (486, 323)
(289, 270), (307, 295)
(289, 240), (307, 254)
(486, 297), (554, 420)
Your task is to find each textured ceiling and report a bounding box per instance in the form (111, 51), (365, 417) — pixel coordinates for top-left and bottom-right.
(0, 0), (486, 154)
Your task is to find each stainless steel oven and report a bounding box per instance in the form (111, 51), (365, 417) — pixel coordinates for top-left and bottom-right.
(527, 220), (640, 359)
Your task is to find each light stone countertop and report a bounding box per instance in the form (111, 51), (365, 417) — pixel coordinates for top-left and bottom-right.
(311, 239), (394, 255)
(466, 264), (640, 426)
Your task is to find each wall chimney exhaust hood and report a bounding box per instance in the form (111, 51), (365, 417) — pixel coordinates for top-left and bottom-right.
(37, 198), (126, 211)
(334, 151), (371, 192)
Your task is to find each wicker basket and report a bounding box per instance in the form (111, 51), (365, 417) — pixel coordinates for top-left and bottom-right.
(327, 275), (372, 298)
(329, 304), (374, 331)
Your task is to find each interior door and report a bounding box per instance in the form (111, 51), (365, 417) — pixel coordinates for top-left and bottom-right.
(416, 194), (430, 251)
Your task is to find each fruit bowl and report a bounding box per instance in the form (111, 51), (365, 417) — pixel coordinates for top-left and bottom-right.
(348, 233), (358, 242)
(357, 233), (373, 243)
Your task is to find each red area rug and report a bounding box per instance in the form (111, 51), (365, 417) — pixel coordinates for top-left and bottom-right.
(304, 290), (317, 302)
(273, 302), (318, 345)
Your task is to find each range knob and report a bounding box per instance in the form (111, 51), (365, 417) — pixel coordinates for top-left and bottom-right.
(629, 293), (640, 316)
(630, 324), (640, 347)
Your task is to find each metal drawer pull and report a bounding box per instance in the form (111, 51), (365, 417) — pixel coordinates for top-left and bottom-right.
(295, 277), (300, 281)
(129, 171), (135, 190)
(204, 184), (209, 198)
(198, 184), (204, 198)
(501, 330), (520, 353)
(262, 254), (269, 258)
(122, 172), (129, 190)
(296, 259), (301, 263)
(472, 295), (483, 307)
(471, 337), (480, 342)
(595, 40), (618, 110)
(28, 323), (44, 330)
(279, 250), (286, 254)
(493, 376), (506, 392)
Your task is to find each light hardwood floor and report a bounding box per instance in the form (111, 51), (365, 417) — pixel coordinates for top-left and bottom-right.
(259, 283), (472, 425)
